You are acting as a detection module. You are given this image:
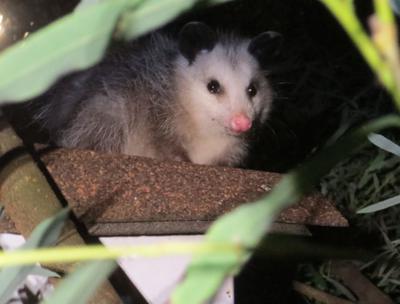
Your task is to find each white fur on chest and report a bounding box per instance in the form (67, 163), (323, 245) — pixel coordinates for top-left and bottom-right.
(186, 133), (246, 166)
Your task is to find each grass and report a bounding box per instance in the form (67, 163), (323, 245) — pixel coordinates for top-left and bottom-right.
(297, 118), (400, 302)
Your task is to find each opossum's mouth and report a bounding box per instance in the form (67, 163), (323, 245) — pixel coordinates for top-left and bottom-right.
(224, 127), (251, 137)
(224, 123), (253, 137)
(216, 119), (252, 137)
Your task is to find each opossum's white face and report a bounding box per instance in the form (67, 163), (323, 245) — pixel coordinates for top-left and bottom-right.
(175, 42), (273, 136)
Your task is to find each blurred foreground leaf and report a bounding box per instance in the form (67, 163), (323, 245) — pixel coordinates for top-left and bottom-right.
(0, 209), (68, 304)
(29, 266), (60, 278)
(172, 115), (400, 304)
(0, 243), (238, 268)
(43, 260), (116, 304)
(116, 0), (198, 39)
(116, 0), (231, 40)
(0, 0), (129, 103)
(0, 0), (224, 103)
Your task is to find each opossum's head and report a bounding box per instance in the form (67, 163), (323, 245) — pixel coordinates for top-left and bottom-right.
(175, 22), (281, 136)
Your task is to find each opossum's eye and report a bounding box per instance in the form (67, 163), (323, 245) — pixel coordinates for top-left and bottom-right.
(207, 79), (222, 94)
(247, 83), (257, 98)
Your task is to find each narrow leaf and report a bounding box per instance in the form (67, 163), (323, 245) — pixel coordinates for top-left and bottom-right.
(43, 260), (116, 304)
(0, 209), (68, 303)
(357, 194), (400, 214)
(23, 209), (69, 250)
(0, 243), (238, 268)
(368, 133), (400, 156)
(29, 266), (60, 278)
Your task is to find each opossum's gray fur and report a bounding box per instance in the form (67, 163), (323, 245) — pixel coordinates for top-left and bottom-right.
(36, 23), (277, 166)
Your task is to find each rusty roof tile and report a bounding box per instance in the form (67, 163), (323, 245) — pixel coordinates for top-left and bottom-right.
(33, 148), (348, 236)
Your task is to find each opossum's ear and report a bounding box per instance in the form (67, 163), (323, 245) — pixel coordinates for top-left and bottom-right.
(179, 22), (217, 64)
(248, 31), (283, 66)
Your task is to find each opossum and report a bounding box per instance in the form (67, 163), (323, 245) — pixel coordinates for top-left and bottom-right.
(35, 22), (281, 166)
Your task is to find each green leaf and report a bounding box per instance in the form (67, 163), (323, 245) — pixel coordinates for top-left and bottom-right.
(0, 0), (225, 104)
(116, 0), (232, 40)
(368, 133), (400, 157)
(172, 115), (400, 304)
(357, 194), (400, 214)
(117, 0), (197, 40)
(23, 209), (69, 250)
(0, 209), (68, 304)
(0, 0), (130, 103)
(43, 260), (116, 304)
(75, 0), (108, 11)
(29, 266), (60, 278)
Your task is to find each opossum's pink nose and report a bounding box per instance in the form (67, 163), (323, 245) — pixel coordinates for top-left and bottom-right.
(230, 113), (252, 133)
